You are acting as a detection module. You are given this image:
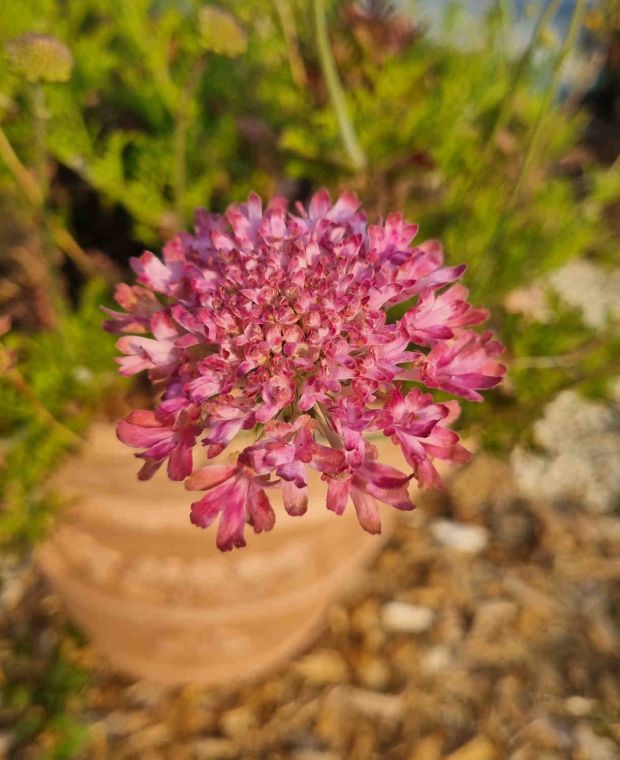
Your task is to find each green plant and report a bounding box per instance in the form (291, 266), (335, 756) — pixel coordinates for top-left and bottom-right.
(0, 0), (298, 244)
(279, 0), (620, 449)
(0, 280), (119, 547)
(2, 617), (90, 759)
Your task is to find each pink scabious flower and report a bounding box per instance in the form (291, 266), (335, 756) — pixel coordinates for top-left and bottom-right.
(104, 190), (506, 550)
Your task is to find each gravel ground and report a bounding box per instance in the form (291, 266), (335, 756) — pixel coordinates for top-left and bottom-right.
(2, 455), (620, 759)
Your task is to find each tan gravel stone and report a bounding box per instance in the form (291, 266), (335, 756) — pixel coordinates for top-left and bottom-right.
(294, 650), (349, 685)
(445, 736), (498, 760)
(219, 705), (257, 739)
(408, 733), (444, 760)
(193, 737), (238, 760)
(381, 601), (435, 634)
(346, 687), (404, 721)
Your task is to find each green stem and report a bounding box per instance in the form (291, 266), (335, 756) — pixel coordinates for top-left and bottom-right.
(30, 83), (66, 321)
(512, 331), (612, 368)
(508, 0), (585, 205)
(461, 0), (562, 209)
(0, 122), (42, 206)
(173, 58), (206, 219)
(497, 0), (512, 47)
(486, 0), (562, 152)
(474, 0), (585, 293)
(314, 403), (342, 448)
(274, 0), (308, 89)
(5, 363), (82, 446)
(313, 0), (366, 171)
(0, 122), (96, 277)
(32, 83), (48, 199)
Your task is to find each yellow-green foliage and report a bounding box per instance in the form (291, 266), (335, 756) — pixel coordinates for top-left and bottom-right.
(0, 0), (293, 239)
(0, 280), (119, 546)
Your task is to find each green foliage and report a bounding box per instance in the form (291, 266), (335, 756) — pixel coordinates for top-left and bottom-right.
(3, 624), (90, 759)
(0, 0), (296, 239)
(0, 279), (119, 547)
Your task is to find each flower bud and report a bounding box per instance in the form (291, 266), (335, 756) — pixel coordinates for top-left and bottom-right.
(199, 7), (247, 57)
(7, 33), (73, 83)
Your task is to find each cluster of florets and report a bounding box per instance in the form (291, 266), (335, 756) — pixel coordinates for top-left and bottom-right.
(104, 190), (505, 550)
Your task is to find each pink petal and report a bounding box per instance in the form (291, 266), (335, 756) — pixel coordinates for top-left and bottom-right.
(311, 444), (346, 474)
(247, 485), (276, 533)
(167, 443), (193, 481)
(326, 477), (351, 515)
(190, 480), (231, 529)
(137, 458), (163, 481)
(276, 460), (307, 488)
(360, 475), (415, 511)
(116, 419), (169, 448)
(350, 487), (382, 534)
(185, 464), (237, 490)
(282, 480), (308, 516)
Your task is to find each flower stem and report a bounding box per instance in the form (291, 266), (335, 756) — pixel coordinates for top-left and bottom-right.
(30, 83), (66, 323)
(0, 122), (96, 277)
(313, 0), (366, 171)
(32, 83), (48, 199)
(474, 0), (584, 293)
(314, 402), (342, 448)
(274, 0), (308, 90)
(461, 0), (562, 206)
(507, 0), (585, 205)
(0, 121), (42, 205)
(173, 57), (206, 220)
(487, 0), (562, 153)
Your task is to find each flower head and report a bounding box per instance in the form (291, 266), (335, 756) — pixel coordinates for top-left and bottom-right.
(105, 190), (505, 550)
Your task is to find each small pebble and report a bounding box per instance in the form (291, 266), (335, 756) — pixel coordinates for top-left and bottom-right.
(356, 656), (391, 689)
(420, 646), (453, 674)
(0, 568), (30, 613)
(564, 695), (596, 717)
(573, 723), (618, 760)
(409, 733), (444, 760)
(124, 723), (170, 752)
(431, 520), (489, 553)
(193, 737), (238, 760)
(220, 705), (257, 738)
(0, 733), (12, 759)
(346, 687), (404, 721)
(104, 709), (151, 737)
(381, 601), (435, 634)
(445, 736), (498, 760)
(124, 679), (170, 708)
(295, 650), (349, 685)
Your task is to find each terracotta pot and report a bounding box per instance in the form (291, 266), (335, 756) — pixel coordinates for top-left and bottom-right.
(37, 424), (403, 686)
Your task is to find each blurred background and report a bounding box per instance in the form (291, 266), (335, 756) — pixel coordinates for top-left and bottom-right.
(1, 0), (620, 757)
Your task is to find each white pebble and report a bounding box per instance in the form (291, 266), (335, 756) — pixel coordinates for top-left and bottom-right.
(381, 601), (435, 633)
(420, 645), (453, 674)
(430, 520), (489, 553)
